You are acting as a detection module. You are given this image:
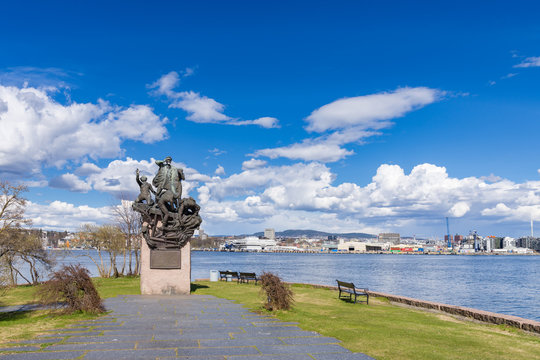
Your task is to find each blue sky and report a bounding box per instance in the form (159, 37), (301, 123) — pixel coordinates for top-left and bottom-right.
(1, 0), (540, 238)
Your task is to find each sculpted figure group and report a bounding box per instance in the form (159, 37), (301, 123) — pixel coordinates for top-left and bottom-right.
(133, 156), (202, 250)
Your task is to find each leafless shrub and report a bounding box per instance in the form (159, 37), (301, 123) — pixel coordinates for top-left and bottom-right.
(37, 264), (104, 314)
(260, 272), (294, 311)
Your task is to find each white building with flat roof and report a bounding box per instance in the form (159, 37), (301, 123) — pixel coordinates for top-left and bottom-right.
(222, 236), (277, 251)
(264, 228), (276, 240)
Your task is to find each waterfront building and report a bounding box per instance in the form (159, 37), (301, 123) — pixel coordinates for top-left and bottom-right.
(264, 228), (276, 240)
(378, 233), (400, 244)
(221, 236), (277, 251)
(337, 241), (387, 252)
(516, 237), (540, 251)
(503, 237), (516, 249)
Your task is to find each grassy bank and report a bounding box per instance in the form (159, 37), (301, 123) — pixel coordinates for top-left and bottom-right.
(192, 281), (540, 360)
(2, 277), (540, 359)
(0, 276), (141, 342)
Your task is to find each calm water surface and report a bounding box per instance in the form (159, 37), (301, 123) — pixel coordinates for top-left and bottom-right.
(51, 250), (540, 321)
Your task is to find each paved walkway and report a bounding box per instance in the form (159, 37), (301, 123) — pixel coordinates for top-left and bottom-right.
(0, 295), (374, 360)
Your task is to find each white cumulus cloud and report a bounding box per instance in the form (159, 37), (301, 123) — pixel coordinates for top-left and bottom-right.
(0, 85), (167, 176)
(449, 202), (470, 217)
(305, 87), (443, 133)
(514, 56), (540, 68)
(242, 158), (267, 170)
(49, 173), (92, 193)
(149, 71), (279, 128)
(254, 87), (443, 163)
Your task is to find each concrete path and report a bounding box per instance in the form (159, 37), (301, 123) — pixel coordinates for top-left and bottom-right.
(0, 295), (374, 359)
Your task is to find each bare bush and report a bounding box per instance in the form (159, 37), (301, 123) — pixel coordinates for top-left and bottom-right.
(37, 264), (104, 314)
(260, 272), (294, 311)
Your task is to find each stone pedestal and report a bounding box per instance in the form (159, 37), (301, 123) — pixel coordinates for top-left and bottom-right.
(140, 240), (191, 295)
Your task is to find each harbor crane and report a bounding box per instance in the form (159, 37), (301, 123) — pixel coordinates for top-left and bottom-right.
(446, 217), (452, 249)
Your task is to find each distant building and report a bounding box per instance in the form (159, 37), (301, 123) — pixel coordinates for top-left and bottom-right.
(338, 241), (386, 252)
(503, 237), (515, 249)
(222, 236), (277, 251)
(444, 235), (453, 243)
(516, 237), (540, 251)
(264, 228), (275, 240)
(378, 233), (400, 245)
(454, 235), (464, 244)
(199, 229), (208, 241)
(328, 235), (337, 241)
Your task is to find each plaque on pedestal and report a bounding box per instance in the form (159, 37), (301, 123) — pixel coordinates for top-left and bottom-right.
(150, 249), (182, 269)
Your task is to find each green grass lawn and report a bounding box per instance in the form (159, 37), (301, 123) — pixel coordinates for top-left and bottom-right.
(2, 277), (540, 360)
(192, 281), (540, 360)
(0, 276), (141, 342)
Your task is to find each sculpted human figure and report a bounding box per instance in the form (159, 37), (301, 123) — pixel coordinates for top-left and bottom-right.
(135, 169), (156, 205)
(132, 155), (202, 250)
(153, 156), (185, 227)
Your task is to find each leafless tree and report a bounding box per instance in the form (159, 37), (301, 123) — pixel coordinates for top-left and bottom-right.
(0, 180), (54, 286)
(78, 224), (123, 278)
(0, 181), (29, 259)
(112, 199), (141, 276)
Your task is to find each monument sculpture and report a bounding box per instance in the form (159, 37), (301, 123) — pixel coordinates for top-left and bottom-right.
(132, 156), (202, 295)
(133, 156), (202, 250)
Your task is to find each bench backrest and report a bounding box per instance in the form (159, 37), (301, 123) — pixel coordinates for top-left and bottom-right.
(220, 271), (238, 276)
(239, 272), (256, 277)
(336, 280), (355, 289)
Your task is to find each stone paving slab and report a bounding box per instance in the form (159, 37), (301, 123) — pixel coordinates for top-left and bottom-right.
(65, 335), (153, 343)
(311, 353), (376, 360)
(43, 341), (137, 351)
(0, 351), (85, 360)
(257, 344), (350, 354)
(0, 346), (41, 352)
(0, 294), (375, 359)
(199, 338), (284, 347)
(137, 340), (200, 349)
(83, 349), (177, 359)
(159, 356), (225, 360)
(280, 336), (340, 345)
(227, 355), (313, 360)
(177, 347), (259, 357)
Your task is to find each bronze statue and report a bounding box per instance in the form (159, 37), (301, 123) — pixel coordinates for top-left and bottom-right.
(135, 169), (156, 205)
(152, 156), (185, 228)
(133, 156), (202, 250)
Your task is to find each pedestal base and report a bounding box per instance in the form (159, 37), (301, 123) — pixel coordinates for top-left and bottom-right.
(140, 240), (191, 295)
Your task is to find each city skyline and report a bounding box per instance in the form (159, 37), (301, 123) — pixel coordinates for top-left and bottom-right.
(1, 1), (540, 237)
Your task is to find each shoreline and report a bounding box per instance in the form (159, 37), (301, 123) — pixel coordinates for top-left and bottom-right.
(191, 248), (539, 255)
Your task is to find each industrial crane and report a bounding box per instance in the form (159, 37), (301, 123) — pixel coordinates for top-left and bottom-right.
(446, 217), (452, 249)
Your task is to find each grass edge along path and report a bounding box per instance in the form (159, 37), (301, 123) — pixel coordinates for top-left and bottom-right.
(192, 280), (540, 360)
(0, 276), (141, 343)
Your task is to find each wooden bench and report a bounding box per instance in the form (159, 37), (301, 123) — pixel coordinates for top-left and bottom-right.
(336, 280), (369, 304)
(219, 271), (239, 282)
(239, 272), (259, 284)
